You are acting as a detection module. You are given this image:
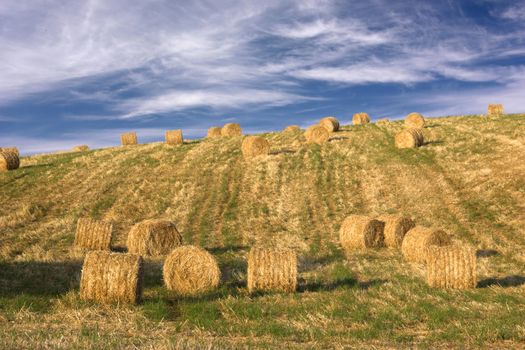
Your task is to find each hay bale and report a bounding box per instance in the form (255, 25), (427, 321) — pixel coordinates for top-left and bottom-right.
(376, 118), (390, 126)
(80, 251), (143, 304)
(74, 218), (113, 251)
(121, 132), (138, 146)
(247, 247), (297, 293)
(1, 147), (19, 156)
(395, 128), (424, 148)
(376, 215), (415, 248)
(241, 136), (270, 158)
(352, 112), (370, 125)
(207, 127), (222, 138)
(127, 219), (183, 256)
(405, 112), (425, 128)
(401, 226), (452, 263)
(221, 123), (242, 137)
(304, 125), (329, 144)
(283, 125), (300, 132)
(319, 116), (340, 132)
(0, 151), (20, 171)
(339, 215), (385, 253)
(163, 245), (221, 295)
(488, 104), (503, 117)
(72, 145), (90, 152)
(165, 129), (183, 145)
(427, 244), (476, 289)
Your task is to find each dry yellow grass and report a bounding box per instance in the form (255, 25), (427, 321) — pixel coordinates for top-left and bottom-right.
(207, 127), (222, 138)
(427, 244), (477, 289)
(319, 116), (340, 132)
(241, 136), (270, 158)
(72, 145), (90, 152)
(221, 123), (243, 137)
(163, 245), (221, 295)
(283, 125), (300, 133)
(488, 104), (504, 117)
(247, 247), (297, 293)
(121, 132), (138, 146)
(339, 215), (385, 253)
(165, 130), (183, 145)
(405, 113), (426, 128)
(395, 128), (424, 148)
(80, 251), (143, 304)
(0, 150), (20, 171)
(352, 112), (370, 125)
(376, 118), (390, 126)
(377, 215), (415, 249)
(127, 219), (183, 256)
(74, 218), (113, 251)
(304, 125), (329, 144)
(401, 226), (452, 263)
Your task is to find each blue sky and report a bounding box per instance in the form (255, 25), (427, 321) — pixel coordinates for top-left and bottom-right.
(1, 0), (524, 154)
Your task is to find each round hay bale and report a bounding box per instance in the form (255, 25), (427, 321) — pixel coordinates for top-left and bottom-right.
(401, 226), (451, 263)
(339, 215), (385, 253)
(207, 127), (222, 138)
(72, 145), (90, 152)
(304, 125), (329, 144)
(127, 219), (183, 256)
(80, 251), (143, 304)
(247, 247), (297, 293)
(427, 244), (476, 289)
(165, 129), (183, 145)
(241, 136), (270, 158)
(376, 118), (390, 126)
(377, 215), (415, 248)
(283, 125), (300, 133)
(0, 151), (20, 171)
(221, 123), (242, 137)
(121, 132), (138, 146)
(319, 116), (340, 132)
(352, 112), (370, 125)
(163, 245), (221, 295)
(1, 147), (19, 157)
(395, 128), (424, 148)
(488, 104), (503, 117)
(74, 218), (113, 251)
(405, 112), (425, 129)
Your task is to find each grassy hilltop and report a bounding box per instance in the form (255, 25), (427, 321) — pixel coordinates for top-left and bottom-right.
(1, 114), (524, 349)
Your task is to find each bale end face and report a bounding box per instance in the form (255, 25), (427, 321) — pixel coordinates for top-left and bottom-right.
(165, 129), (183, 145)
(283, 125), (300, 133)
(163, 245), (221, 295)
(121, 132), (138, 146)
(304, 125), (329, 144)
(221, 123), (243, 137)
(127, 219), (183, 256)
(247, 247), (297, 293)
(241, 136), (270, 158)
(405, 113), (425, 129)
(207, 127), (223, 138)
(319, 116), (340, 132)
(73, 145), (90, 152)
(80, 251), (143, 304)
(427, 245), (477, 289)
(401, 226), (452, 263)
(0, 151), (20, 171)
(377, 215), (415, 248)
(352, 113), (370, 125)
(395, 129), (424, 149)
(488, 104), (503, 116)
(74, 218), (113, 251)
(339, 215), (385, 253)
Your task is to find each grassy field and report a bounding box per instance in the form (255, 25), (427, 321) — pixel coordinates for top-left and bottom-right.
(1, 114), (524, 349)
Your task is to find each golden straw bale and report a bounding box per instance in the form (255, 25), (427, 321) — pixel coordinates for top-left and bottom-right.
(339, 215), (385, 253)
(352, 112), (370, 125)
(165, 129), (183, 145)
(127, 219), (183, 256)
(284, 125), (300, 132)
(319, 116), (340, 132)
(1, 147), (19, 156)
(405, 113), (425, 128)
(304, 125), (329, 144)
(80, 251), (143, 304)
(207, 127), (222, 138)
(163, 245), (221, 295)
(401, 226), (452, 263)
(395, 128), (424, 148)
(221, 123), (243, 137)
(241, 136), (270, 158)
(247, 247), (297, 293)
(427, 244), (477, 289)
(121, 132), (138, 145)
(488, 104), (503, 117)
(0, 151), (20, 171)
(72, 145), (90, 152)
(74, 218), (113, 251)
(376, 215), (415, 249)
(376, 118), (390, 126)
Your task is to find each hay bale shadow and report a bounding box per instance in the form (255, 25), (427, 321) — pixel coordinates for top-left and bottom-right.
(329, 136), (349, 142)
(297, 278), (387, 293)
(476, 249), (498, 258)
(111, 246), (128, 253)
(423, 140), (444, 146)
(269, 148), (296, 155)
(477, 275), (525, 288)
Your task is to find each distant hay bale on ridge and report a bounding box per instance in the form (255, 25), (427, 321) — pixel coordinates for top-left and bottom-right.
(377, 215), (415, 248)
(72, 145), (90, 152)
(319, 116), (340, 132)
(283, 125), (300, 133)
(241, 136), (270, 158)
(207, 127), (222, 138)
(405, 113), (425, 129)
(127, 219), (183, 256)
(304, 125), (329, 144)
(376, 118), (390, 126)
(221, 123), (243, 137)
(247, 247), (297, 293)
(427, 244), (477, 289)
(80, 251), (143, 304)
(74, 218), (113, 251)
(339, 215), (385, 253)
(353, 112), (370, 125)
(0, 150), (20, 171)
(488, 104), (503, 117)
(165, 129), (183, 145)
(401, 226), (452, 263)
(395, 128), (424, 149)
(121, 132), (138, 146)
(163, 245), (221, 295)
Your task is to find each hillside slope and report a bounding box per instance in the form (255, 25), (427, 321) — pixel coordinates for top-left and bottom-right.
(1, 114), (524, 348)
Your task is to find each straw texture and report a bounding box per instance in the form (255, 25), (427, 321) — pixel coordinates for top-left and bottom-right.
(339, 215), (385, 253)
(74, 218), (113, 251)
(127, 219), (183, 256)
(427, 244), (477, 289)
(165, 130), (183, 145)
(304, 125), (329, 144)
(401, 226), (452, 263)
(247, 247), (297, 293)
